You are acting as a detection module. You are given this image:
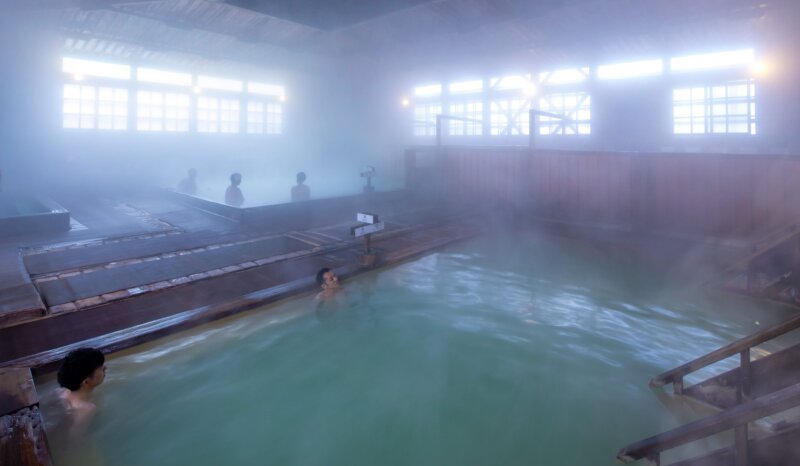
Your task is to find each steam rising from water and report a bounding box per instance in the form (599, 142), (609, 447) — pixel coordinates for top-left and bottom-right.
(38, 233), (796, 466)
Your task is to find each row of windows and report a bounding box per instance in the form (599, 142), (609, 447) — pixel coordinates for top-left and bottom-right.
(413, 80), (755, 137)
(412, 49), (757, 98)
(62, 85), (283, 134)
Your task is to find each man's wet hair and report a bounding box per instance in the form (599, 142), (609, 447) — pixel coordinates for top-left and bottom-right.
(316, 267), (331, 286)
(57, 348), (105, 391)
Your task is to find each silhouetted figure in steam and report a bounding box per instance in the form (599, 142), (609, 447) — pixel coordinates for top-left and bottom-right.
(291, 171), (310, 202)
(177, 168), (197, 195)
(225, 173), (244, 207)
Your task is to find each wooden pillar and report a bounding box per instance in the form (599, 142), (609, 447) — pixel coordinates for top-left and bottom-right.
(735, 423), (749, 466)
(0, 368), (52, 466)
(739, 349), (752, 402)
(673, 376), (683, 396)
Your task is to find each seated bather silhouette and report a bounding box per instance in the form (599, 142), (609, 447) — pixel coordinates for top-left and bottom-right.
(225, 173), (245, 207)
(291, 171), (310, 202)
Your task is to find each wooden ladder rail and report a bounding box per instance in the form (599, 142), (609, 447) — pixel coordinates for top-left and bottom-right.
(617, 383), (800, 466)
(650, 313), (800, 401)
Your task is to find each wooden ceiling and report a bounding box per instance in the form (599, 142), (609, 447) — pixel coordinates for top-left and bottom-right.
(3, 0), (795, 71)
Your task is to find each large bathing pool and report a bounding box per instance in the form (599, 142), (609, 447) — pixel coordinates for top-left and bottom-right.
(39, 232), (795, 465)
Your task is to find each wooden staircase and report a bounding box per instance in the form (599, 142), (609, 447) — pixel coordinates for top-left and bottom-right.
(617, 314), (800, 465)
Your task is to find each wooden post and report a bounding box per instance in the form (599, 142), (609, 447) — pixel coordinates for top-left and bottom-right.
(739, 349), (751, 402)
(673, 376), (683, 395)
(0, 368), (52, 466)
(735, 423), (749, 466)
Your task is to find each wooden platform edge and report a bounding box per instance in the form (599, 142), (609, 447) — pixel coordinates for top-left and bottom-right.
(0, 369), (52, 466)
(2, 227), (482, 371)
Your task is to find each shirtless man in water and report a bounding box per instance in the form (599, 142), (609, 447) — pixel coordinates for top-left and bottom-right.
(56, 348), (107, 436)
(315, 267), (342, 300)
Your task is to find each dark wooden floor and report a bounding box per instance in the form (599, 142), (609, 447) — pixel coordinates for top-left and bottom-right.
(0, 190), (482, 368)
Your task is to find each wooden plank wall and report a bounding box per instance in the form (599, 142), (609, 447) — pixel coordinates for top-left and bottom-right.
(409, 148), (800, 240)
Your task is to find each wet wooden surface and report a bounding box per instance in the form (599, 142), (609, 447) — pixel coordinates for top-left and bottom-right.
(0, 189), (479, 367)
(0, 368), (37, 416)
(1, 221), (479, 369)
(0, 406), (52, 466)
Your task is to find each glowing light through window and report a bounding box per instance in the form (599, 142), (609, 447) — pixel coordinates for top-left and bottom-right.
(62, 57), (130, 80)
(598, 59), (663, 80)
(137, 68), (192, 86)
(62, 84), (128, 130)
(449, 80), (483, 94)
(671, 49), (755, 73)
(538, 68), (590, 85)
(673, 80), (756, 135)
(248, 82), (285, 97)
(197, 76), (243, 92)
(414, 84), (442, 98)
(137, 91), (190, 132)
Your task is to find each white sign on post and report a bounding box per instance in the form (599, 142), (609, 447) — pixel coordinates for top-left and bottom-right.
(356, 212), (379, 224)
(352, 222), (385, 238)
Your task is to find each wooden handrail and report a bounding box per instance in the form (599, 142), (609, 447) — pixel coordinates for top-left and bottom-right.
(617, 382), (800, 463)
(651, 313), (800, 387)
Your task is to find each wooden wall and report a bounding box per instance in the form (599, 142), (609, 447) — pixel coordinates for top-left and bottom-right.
(406, 147), (800, 240)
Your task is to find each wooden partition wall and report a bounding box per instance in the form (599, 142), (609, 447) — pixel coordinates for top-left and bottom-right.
(406, 147), (800, 240)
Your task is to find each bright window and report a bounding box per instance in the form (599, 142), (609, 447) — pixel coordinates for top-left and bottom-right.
(198, 97), (240, 133)
(248, 102), (281, 134)
(448, 101), (483, 136)
(220, 99), (240, 133)
(197, 76), (243, 93)
(490, 98), (530, 136)
(449, 79), (483, 94)
(490, 75), (533, 91)
(62, 57), (130, 80)
(673, 80), (756, 135)
(538, 92), (591, 135)
(414, 84), (442, 98)
(63, 84), (128, 129)
(137, 91), (190, 132)
(265, 102), (282, 135)
(248, 82), (285, 97)
(598, 59), (663, 80)
(136, 67), (192, 87)
(247, 102), (265, 134)
(197, 97), (219, 133)
(413, 102), (441, 137)
(671, 49), (754, 73)
(538, 67), (590, 85)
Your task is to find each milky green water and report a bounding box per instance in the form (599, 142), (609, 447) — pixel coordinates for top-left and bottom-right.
(39, 232), (795, 466)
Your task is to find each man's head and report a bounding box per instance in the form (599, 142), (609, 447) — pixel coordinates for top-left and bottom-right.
(315, 267), (339, 290)
(188, 168), (197, 179)
(57, 348), (107, 392)
(296, 172), (306, 185)
(230, 173), (242, 186)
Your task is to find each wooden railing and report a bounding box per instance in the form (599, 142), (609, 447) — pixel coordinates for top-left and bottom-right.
(650, 313), (800, 402)
(617, 383), (800, 465)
